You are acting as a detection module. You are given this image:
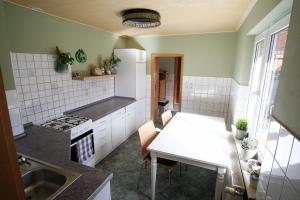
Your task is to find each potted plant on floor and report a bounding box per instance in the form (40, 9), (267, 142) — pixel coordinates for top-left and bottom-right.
(235, 118), (248, 140)
(56, 46), (74, 73)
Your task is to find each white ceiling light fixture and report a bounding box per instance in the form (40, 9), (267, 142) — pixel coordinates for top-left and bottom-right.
(122, 8), (161, 28)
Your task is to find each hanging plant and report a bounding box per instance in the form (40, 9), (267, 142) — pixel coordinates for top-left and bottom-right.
(56, 46), (74, 73)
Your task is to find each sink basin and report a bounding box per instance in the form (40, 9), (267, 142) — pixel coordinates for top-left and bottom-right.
(18, 154), (81, 200)
(23, 169), (67, 200)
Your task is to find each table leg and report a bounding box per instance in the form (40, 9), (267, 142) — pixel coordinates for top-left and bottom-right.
(215, 167), (226, 200)
(151, 152), (157, 200)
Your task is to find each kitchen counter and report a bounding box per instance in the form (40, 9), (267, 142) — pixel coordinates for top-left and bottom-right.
(15, 125), (113, 200)
(65, 96), (136, 121)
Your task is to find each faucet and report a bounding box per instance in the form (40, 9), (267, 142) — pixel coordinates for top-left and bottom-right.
(18, 155), (31, 166)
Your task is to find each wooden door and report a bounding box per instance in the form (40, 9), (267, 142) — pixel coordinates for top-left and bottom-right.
(0, 68), (25, 199)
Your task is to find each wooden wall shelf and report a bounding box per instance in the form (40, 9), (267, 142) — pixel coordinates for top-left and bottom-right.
(72, 74), (116, 81)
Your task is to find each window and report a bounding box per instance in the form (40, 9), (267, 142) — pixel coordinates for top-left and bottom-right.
(246, 15), (290, 156)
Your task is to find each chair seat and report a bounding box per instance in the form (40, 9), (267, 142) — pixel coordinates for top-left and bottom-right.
(145, 154), (177, 167)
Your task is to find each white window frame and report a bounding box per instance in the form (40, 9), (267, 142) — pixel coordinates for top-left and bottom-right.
(246, 14), (290, 153)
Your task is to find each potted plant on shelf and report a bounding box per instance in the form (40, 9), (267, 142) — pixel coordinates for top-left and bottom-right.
(240, 137), (258, 161)
(56, 46), (74, 73)
(102, 53), (121, 75)
(235, 118), (248, 140)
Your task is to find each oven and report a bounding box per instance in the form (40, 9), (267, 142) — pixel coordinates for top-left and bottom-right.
(70, 129), (95, 167)
(41, 115), (95, 167)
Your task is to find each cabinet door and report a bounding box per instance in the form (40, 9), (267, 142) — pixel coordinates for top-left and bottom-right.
(93, 117), (112, 164)
(125, 105), (136, 138)
(111, 109), (126, 149)
(136, 99), (146, 128)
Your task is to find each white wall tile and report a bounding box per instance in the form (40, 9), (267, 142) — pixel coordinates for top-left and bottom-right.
(266, 160), (285, 200)
(257, 149), (274, 199)
(280, 178), (300, 200)
(286, 137), (300, 196)
(275, 126), (294, 172)
(11, 52), (114, 125)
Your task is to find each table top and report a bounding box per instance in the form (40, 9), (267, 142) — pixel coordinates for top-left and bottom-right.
(148, 113), (230, 168)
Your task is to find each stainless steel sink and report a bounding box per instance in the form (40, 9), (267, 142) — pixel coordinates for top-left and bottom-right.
(18, 154), (81, 200)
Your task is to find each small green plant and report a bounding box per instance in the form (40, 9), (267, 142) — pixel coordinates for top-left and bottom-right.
(56, 46), (74, 65)
(241, 138), (258, 150)
(102, 54), (121, 69)
(236, 118), (248, 131)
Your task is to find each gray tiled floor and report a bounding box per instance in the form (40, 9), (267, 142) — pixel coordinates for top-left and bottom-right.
(96, 132), (216, 200)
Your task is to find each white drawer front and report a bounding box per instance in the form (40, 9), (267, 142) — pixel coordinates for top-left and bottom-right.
(111, 108), (125, 119)
(93, 115), (111, 128)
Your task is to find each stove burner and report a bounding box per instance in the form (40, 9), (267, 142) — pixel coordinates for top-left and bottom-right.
(40, 115), (90, 132)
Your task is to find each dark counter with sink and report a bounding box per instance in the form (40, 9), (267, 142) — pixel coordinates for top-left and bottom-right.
(65, 96), (135, 121)
(15, 125), (112, 200)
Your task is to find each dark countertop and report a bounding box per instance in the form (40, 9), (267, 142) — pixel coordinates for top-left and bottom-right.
(65, 96), (136, 121)
(15, 125), (113, 200)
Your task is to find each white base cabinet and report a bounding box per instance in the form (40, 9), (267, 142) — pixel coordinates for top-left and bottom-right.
(92, 101), (146, 165)
(125, 103), (136, 138)
(111, 108), (126, 150)
(93, 115), (112, 165)
(92, 181), (111, 200)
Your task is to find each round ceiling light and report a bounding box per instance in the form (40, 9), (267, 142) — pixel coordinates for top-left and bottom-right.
(122, 8), (161, 28)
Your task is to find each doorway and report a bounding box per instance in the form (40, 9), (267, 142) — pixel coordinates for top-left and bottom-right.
(151, 54), (184, 123)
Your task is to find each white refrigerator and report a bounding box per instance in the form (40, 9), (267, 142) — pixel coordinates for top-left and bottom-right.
(114, 48), (146, 127)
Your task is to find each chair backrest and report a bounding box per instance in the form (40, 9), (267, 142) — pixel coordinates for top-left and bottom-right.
(138, 121), (157, 159)
(161, 110), (173, 127)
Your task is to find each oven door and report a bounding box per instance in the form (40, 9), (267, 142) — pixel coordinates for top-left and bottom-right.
(70, 129), (95, 167)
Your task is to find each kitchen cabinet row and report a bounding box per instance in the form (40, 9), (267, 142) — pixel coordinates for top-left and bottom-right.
(92, 99), (146, 165)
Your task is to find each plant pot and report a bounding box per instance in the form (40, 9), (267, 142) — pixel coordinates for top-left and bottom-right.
(240, 148), (257, 161)
(111, 66), (117, 74)
(236, 129), (247, 140)
(56, 63), (69, 73)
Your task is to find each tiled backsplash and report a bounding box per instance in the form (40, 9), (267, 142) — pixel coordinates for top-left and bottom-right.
(10, 52), (114, 125)
(227, 79), (249, 127)
(146, 75), (234, 126)
(5, 90), (24, 136)
(181, 76), (231, 118)
(256, 119), (300, 200)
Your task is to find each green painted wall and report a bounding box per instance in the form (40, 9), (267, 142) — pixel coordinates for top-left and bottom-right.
(273, 0), (300, 139)
(1, 2), (126, 89)
(0, 0), (13, 90)
(128, 33), (237, 77)
(233, 0), (281, 85)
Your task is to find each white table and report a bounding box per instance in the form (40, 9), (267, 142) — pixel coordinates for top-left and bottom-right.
(148, 113), (230, 200)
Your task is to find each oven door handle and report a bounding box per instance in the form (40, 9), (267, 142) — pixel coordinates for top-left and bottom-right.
(70, 129), (93, 145)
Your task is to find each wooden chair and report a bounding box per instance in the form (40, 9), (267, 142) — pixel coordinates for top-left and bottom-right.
(137, 120), (177, 189)
(161, 110), (173, 127)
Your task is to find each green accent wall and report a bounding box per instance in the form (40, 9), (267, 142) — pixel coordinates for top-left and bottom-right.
(273, 0), (300, 139)
(0, 0), (13, 90)
(233, 0), (282, 85)
(1, 2), (126, 90)
(128, 33), (237, 77)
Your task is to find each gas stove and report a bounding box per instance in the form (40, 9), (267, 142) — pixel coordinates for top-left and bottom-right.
(41, 115), (90, 131)
(41, 115), (95, 167)
(40, 115), (92, 139)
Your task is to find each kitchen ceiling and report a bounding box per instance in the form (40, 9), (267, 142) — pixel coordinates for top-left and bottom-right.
(6, 0), (254, 36)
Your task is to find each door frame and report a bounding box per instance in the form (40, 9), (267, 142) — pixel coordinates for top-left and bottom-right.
(151, 53), (184, 122)
(0, 68), (25, 199)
